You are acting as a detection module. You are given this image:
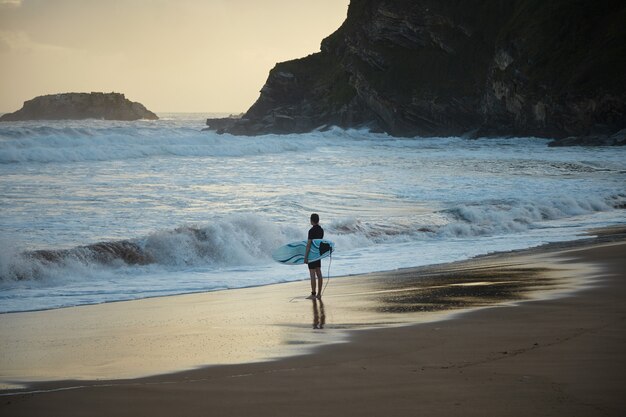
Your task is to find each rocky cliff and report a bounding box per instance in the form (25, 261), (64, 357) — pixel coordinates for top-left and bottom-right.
(0, 92), (158, 121)
(206, 0), (626, 142)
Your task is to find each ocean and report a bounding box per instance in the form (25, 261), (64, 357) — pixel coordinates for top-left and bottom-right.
(1, 113), (624, 313)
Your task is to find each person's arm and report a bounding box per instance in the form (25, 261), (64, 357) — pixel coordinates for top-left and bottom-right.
(304, 239), (312, 264)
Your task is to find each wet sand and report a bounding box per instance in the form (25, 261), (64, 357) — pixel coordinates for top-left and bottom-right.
(1, 233), (625, 416)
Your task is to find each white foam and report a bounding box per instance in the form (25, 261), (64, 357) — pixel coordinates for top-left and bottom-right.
(1, 119), (625, 313)
(0, 121), (392, 164)
(1, 192), (623, 285)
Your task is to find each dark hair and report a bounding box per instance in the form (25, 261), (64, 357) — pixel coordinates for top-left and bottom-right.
(310, 213), (319, 223)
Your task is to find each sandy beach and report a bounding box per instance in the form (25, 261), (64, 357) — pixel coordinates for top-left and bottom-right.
(1, 231), (625, 416)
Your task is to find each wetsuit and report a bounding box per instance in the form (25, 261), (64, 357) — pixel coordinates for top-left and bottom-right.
(307, 224), (324, 270)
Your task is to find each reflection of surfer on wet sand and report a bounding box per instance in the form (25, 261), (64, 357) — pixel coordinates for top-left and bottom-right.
(312, 299), (325, 329)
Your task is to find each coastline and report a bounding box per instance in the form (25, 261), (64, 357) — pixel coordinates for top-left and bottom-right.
(1, 229), (625, 415)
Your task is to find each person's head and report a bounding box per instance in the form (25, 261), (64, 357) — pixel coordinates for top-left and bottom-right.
(310, 213), (319, 225)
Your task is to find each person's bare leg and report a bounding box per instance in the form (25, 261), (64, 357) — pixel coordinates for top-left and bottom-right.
(315, 268), (323, 298)
(309, 269), (316, 295)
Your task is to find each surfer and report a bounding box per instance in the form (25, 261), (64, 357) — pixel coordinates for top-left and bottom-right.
(304, 213), (324, 299)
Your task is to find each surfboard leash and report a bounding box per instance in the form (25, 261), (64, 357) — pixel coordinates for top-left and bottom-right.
(321, 250), (332, 297)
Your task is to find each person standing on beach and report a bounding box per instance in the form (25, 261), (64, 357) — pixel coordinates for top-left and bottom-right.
(304, 213), (324, 299)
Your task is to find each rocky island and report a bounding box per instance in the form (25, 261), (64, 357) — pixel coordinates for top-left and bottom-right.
(206, 0), (625, 145)
(0, 92), (158, 121)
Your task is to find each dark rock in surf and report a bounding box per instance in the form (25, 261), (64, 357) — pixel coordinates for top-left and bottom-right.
(548, 129), (626, 147)
(0, 92), (158, 121)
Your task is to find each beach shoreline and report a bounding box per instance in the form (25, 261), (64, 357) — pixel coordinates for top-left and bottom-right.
(1, 229), (625, 416)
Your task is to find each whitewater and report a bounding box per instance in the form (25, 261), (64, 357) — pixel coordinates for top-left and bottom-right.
(1, 113), (625, 313)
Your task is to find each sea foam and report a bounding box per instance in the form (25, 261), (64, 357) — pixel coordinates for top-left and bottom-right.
(2, 193), (623, 283)
(1, 117), (624, 312)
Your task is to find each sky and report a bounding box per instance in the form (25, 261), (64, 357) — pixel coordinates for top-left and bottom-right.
(0, 0), (349, 113)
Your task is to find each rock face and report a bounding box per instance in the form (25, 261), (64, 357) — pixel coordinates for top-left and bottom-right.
(207, 0), (626, 142)
(0, 92), (158, 121)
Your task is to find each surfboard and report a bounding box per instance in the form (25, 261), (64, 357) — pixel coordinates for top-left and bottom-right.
(271, 239), (334, 265)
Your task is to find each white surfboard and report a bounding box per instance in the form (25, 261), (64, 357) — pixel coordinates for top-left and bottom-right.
(271, 239), (334, 265)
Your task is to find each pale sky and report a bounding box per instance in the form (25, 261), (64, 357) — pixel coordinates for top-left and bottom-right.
(0, 0), (349, 113)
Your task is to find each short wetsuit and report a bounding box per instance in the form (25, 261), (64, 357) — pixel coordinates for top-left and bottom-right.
(307, 224), (324, 270)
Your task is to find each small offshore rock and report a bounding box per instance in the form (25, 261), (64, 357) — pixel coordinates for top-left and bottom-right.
(0, 92), (158, 121)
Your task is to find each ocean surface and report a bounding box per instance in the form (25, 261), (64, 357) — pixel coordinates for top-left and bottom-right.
(1, 113), (625, 313)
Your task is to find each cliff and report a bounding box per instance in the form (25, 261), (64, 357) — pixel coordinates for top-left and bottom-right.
(206, 0), (626, 142)
(0, 92), (158, 121)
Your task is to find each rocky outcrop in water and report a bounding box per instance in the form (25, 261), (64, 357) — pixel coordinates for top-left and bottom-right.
(206, 0), (626, 143)
(548, 129), (626, 147)
(0, 92), (158, 121)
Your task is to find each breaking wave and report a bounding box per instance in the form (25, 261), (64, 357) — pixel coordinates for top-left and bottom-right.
(0, 125), (307, 163)
(2, 193), (623, 283)
(438, 193), (626, 237)
(329, 193), (626, 240)
(0, 215), (300, 282)
(0, 122), (392, 164)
